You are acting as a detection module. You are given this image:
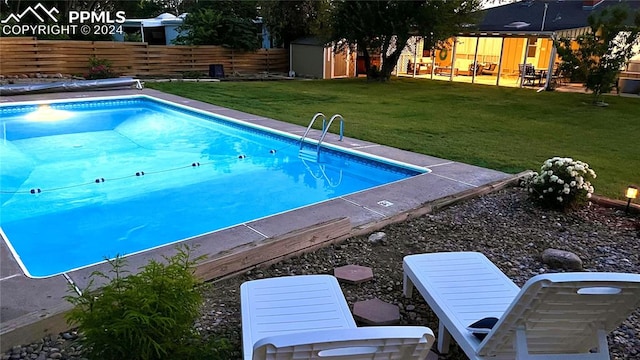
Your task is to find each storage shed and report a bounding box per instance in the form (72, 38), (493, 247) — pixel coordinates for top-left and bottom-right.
(290, 37), (356, 79)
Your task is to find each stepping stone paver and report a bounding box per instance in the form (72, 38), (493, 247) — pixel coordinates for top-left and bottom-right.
(333, 264), (374, 284)
(353, 298), (400, 325)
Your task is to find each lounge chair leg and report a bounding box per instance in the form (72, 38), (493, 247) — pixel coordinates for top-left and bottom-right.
(437, 322), (451, 354)
(595, 329), (611, 359)
(403, 274), (414, 298)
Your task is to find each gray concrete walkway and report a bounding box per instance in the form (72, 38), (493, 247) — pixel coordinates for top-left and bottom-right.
(0, 88), (514, 350)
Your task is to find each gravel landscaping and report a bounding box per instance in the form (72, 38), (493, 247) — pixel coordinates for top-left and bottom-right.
(3, 186), (639, 360)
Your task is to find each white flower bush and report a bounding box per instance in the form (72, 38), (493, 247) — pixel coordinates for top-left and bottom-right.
(528, 157), (597, 210)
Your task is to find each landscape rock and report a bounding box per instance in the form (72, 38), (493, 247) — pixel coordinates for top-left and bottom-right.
(368, 231), (387, 245)
(541, 248), (583, 270)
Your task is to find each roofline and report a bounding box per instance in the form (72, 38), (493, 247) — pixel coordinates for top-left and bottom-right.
(455, 31), (557, 38)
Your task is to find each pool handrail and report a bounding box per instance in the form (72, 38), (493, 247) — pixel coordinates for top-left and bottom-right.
(299, 112), (326, 150)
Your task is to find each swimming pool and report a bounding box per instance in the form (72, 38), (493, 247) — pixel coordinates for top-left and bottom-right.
(0, 95), (427, 278)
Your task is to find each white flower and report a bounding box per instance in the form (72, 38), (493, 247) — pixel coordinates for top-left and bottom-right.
(587, 193), (592, 198)
(529, 157), (596, 208)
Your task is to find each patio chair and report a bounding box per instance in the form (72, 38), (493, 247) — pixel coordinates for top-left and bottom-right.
(519, 63), (542, 86)
(481, 63), (498, 75)
(403, 252), (640, 360)
(241, 274), (435, 360)
(550, 66), (567, 87)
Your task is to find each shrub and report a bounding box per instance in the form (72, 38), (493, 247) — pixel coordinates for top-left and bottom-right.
(65, 246), (228, 360)
(527, 157), (597, 211)
(182, 71), (206, 79)
(86, 56), (118, 79)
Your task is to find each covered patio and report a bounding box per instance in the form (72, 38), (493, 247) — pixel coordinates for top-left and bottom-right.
(396, 33), (565, 90)
(395, 0), (640, 90)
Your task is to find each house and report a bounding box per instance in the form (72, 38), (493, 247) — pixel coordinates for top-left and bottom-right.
(290, 37), (356, 79)
(396, 0), (640, 92)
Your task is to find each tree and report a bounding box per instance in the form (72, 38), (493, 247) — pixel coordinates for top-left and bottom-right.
(112, 0), (166, 18)
(258, 0), (328, 48)
(173, 0), (260, 50)
(326, 0), (481, 81)
(555, 5), (640, 105)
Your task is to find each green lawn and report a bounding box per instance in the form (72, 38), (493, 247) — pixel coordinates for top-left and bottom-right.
(147, 78), (639, 200)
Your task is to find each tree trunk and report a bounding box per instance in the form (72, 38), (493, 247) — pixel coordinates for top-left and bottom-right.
(360, 46), (377, 80)
(376, 37), (408, 82)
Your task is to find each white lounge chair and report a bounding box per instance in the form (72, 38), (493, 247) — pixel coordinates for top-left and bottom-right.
(403, 251), (640, 360)
(241, 274), (435, 359)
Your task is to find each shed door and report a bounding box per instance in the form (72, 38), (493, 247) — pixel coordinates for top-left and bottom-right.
(333, 49), (348, 77)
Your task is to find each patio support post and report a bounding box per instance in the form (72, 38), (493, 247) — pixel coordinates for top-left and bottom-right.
(544, 35), (557, 90)
(520, 37), (530, 88)
(429, 32), (435, 79)
(413, 37), (418, 78)
(496, 37), (506, 86)
(450, 37), (458, 82)
(472, 36), (480, 84)
(430, 49), (435, 79)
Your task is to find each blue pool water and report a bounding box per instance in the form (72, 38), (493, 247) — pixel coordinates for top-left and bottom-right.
(0, 96), (426, 277)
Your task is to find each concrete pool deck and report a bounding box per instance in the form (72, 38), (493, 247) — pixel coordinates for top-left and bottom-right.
(1, 88), (517, 350)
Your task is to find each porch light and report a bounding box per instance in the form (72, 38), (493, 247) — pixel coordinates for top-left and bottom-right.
(625, 185), (638, 213)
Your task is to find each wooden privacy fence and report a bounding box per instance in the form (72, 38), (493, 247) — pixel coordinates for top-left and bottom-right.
(0, 37), (289, 77)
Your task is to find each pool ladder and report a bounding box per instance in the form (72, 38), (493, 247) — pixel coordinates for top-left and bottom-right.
(299, 112), (344, 162)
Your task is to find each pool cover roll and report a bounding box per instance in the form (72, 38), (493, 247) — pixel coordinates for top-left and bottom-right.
(0, 77), (142, 95)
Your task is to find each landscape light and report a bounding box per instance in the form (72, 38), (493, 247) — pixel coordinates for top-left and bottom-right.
(625, 185), (638, 213)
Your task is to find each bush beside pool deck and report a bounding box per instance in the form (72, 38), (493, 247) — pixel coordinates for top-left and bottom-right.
(0, 88), (516, 351)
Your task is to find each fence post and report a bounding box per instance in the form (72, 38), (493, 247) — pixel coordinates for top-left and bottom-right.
(266, 49), (270, 73)
(231, 49), (235, 74)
